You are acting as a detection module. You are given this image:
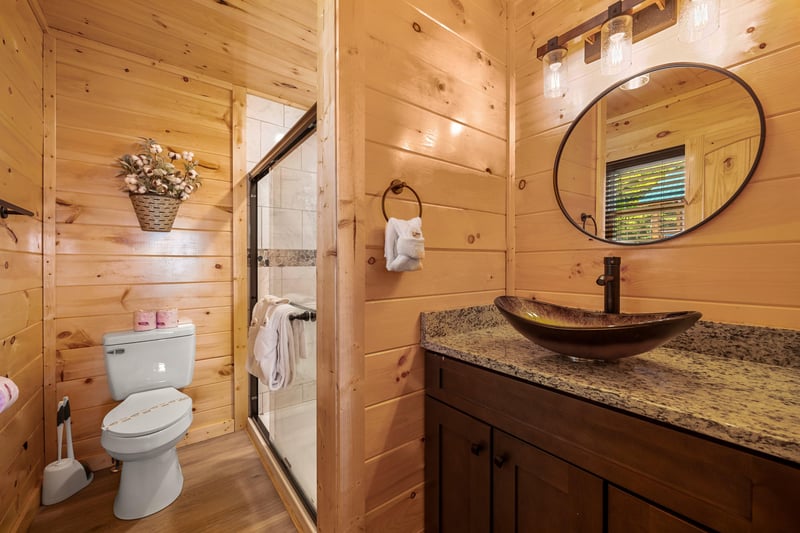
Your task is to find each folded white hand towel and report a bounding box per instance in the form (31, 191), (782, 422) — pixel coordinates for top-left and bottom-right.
(384, 216), (425, 272)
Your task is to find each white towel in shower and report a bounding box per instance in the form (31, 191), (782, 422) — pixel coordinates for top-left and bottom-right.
(384, 216), (425, 272)
(247, 295), (289, 386)
(292, 318), (307, 360)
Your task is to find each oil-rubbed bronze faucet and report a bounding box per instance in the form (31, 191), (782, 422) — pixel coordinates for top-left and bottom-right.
(596, 256), (621, 313)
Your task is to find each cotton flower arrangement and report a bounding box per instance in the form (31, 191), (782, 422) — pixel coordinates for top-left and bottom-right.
(118, 138), (201, 201)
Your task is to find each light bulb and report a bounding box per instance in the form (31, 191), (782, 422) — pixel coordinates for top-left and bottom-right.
(601, 14), (632, 76)
(679, 0), (721, 43)
(543, 47), (568, 99)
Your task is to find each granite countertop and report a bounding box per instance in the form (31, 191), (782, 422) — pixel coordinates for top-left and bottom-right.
(421, 306), (800, 464)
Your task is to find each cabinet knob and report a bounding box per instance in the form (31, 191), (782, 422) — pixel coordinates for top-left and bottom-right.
(470, 443), (484, 456)
(493, 455), (506, 468)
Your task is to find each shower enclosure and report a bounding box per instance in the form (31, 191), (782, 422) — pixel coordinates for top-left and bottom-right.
(247, 96), (317, 516)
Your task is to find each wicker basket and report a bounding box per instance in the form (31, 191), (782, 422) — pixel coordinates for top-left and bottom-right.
(129, 193), (181, 232)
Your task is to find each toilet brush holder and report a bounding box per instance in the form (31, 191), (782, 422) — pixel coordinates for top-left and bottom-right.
(42, 397), (93, 505)
(42, 459), (94, 505)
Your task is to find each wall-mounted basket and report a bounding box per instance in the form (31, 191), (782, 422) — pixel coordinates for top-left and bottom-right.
(129, 194), (180, 232)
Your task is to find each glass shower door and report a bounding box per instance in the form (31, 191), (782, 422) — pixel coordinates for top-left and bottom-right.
(247, 95), (317, 513)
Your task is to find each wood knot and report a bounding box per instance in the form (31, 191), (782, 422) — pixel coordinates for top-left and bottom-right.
(467, 234), (475, 244)
(412, 22), (421, 32)
(368, 256), (376, 265)
(656, 130), (671, 138)
(518, 179), (527, 190)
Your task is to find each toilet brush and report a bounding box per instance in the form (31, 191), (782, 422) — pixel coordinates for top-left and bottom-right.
(56, 400), (64, 462)
(42, 396), (94, 505)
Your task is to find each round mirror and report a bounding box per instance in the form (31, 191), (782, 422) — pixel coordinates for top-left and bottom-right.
(554, 62), (765, 245)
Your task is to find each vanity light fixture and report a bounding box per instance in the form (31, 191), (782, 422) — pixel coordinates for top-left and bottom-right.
(542, 37), (569, 99)
(678, 0), (721, 43)
(600, 2), (633, 75)
(535, 0), (678, 96)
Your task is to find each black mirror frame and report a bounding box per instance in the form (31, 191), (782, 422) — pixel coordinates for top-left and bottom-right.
(553, 62), (766, 246)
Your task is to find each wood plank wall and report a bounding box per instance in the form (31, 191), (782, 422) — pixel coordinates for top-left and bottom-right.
(512, 0), (800, 329)
(316, 1), (367, 530)
(40, 0), (317, 108)
(361, 1), (509, 530)
(0, 0), (45, 529)
(50, 32), (237, 471)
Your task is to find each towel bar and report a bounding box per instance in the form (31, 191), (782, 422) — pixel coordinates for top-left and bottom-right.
(0, 198), (34, 219)
(289, 311), (316, 322)
(381, 179), (422, 221)
(288, 301), (316, 322)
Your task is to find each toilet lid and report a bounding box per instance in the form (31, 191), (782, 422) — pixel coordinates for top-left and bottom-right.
(102, 387), (192, 438)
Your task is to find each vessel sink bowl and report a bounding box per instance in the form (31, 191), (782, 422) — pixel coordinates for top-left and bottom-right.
(494, 296), (702, 361)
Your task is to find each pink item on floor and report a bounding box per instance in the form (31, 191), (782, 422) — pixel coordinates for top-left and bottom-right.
(133, 310), (156, 331)
(156, 308), (179, 329)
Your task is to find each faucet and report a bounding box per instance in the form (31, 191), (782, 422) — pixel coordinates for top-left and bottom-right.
(596, 256), (621, 314)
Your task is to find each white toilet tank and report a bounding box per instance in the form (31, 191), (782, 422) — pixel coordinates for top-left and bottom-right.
(103, 324), (196, 400)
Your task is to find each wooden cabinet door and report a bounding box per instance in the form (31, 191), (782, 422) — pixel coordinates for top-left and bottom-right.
(607, 486), (707, 533)
(493, 430), (603, 533)
(426, 397), (491, 533)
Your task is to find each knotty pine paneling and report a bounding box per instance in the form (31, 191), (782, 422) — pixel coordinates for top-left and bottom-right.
(513, 0), (800, 330)
(41, 0), (317, 106)
(364, 482), (425, 533)
(363, 437), (425, 511)
(0, 1), (44, 529)
(361, 1), (509, 526)
(51, 33), (237, 470)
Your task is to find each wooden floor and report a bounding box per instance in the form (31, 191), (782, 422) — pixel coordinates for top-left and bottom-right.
(29, 431), (298, 532)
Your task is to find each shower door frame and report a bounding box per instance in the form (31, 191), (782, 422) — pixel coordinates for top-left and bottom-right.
(247, 103), (317, 520)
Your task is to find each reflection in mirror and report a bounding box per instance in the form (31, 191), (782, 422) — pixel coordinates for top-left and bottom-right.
(555, 63), (765, 245)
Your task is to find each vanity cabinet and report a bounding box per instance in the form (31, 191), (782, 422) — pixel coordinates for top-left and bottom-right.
(426, 398), (603, 532)
(425, 351), (800, 532)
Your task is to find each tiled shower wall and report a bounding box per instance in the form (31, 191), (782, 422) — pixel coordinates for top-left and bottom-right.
(246, 94), (317, 301)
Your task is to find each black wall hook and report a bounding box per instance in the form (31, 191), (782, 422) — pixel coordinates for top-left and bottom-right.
(0, 199), (34, 219)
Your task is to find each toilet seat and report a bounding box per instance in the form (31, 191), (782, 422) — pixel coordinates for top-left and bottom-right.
(103, 387), (192, 437)
(101, 388), (193, 460)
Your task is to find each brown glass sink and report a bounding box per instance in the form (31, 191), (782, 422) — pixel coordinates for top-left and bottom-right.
(494, 296), (702, 361)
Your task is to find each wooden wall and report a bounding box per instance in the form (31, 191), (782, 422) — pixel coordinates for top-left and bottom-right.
(49, 32), (237, 471)
(0, 0), (45, 529)
(513, 0), (800, 329)
(40, 0), (317, 108)
(360, 1), (509, 530)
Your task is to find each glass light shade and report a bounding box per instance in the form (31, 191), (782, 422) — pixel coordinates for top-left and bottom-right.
(543, 47), (568, 99)
(619, 73), (650, 90)
(679, 0), (721, 43)
(600, 14), (633, 76)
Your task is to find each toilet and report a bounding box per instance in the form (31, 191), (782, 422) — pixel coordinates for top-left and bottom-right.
(101, 323), (195, 520)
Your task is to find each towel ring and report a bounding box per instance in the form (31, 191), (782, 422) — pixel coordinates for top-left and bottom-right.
(381, 179), (422, 221)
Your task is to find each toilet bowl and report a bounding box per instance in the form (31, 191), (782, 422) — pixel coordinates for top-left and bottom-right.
(101, 387), (193, 520)
(101, 324), (195, 519)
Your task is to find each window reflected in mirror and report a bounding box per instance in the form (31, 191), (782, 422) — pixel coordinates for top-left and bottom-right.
(605, 146), (686, 242)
